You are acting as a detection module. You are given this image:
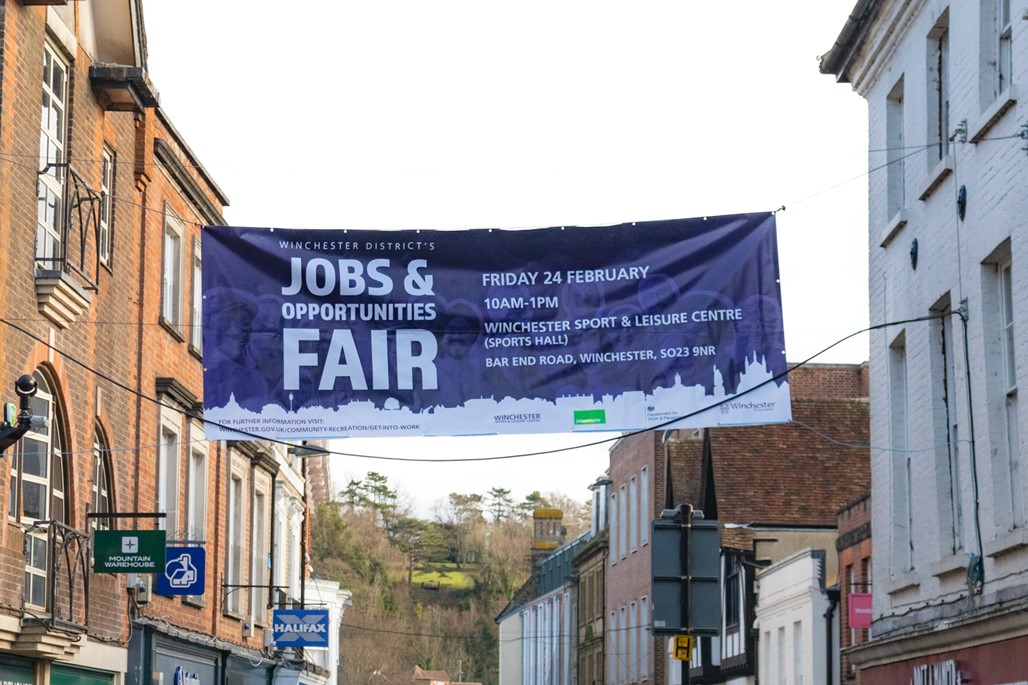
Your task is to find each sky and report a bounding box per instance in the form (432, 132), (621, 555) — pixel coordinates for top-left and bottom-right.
(142, 0), (869, 517)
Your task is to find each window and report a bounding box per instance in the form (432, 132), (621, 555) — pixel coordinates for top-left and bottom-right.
(37, 44), (69, 267)
(981, 0), (1013, 103)
(9, 372), (66, 525)
(8, 372), (66, 609)
(619, 605), (627, 685)
(932, 300), (964, 553)
(927, 13), (950, 164)
(640, 466), (649, 545)
(886, 77), (906, 219)
(250, 485), (270, 625)
(629, 601), (638, 682)
(227, 471), (245, 614)
(609, 611), (617, 685)
(640, 596), (649, 679)
(998, 0), (1012, 94)
(725, 553), (741, 630)
(158, 413), (180, 541)
(629, 476), (638, 552)
(91, 430), (114, 530)
(161, 208), (185, 331)
(793, 621), (803, 683)
(186, 423), (207, 541)
(190, 238), (203, 351)
(619, 484), (627, 559)
(890, 333), (914, 571)
(609, 491), (618, 565)
(99, 146), (114, 266)
(999, 259), (1023, 528)
(777, 627), (786, 683)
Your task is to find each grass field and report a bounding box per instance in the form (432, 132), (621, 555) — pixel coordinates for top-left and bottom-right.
(410, 563), (476, 590)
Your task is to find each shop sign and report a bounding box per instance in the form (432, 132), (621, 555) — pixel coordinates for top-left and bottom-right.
(272, 609), (330, 648)
(849, 592), (872, 629)
(93, 530), (166, 573)
(911, 659), (961, 685)
(156, 547), (205, 596)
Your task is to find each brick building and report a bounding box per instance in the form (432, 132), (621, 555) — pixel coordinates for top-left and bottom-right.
(604, 363), (869, 685)
(836, 493), (871, 683)
(0, 5), (344, 685)
(822, 0), (1028, 680)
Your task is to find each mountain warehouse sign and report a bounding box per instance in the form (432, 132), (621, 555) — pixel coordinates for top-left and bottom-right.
(201, 214), (792, 439)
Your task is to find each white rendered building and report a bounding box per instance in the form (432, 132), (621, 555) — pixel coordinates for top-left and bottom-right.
(822, 0), (1028, 680)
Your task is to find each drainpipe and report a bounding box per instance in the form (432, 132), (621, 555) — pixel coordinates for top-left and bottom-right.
(824, 588), (840, 685)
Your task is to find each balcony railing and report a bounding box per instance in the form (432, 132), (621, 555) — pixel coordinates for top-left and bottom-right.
(36, 163), (103, 293)
(22, 520), (90, 633)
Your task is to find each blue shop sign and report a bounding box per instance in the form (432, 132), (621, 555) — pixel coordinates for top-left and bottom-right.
(155, 547), (205, 596)
(272, 609), (330, 648)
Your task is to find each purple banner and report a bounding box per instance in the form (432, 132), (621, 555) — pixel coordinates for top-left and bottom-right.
(201, 214), (791, 438)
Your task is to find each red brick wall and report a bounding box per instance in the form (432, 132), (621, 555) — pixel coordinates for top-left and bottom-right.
(0, 1), (263, 653)
(785, 362), (870, 400)
(607, 431), (664, 685)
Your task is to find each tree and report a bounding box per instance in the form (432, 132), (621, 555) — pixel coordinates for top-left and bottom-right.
(519, 490), (551, 517)
(486, 487), (516, 522)
(436, 493), (485, 567)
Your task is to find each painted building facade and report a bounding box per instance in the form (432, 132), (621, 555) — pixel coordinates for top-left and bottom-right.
(823, 0), (1028, 680)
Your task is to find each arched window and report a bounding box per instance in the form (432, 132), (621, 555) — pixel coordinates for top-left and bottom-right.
(7, 371), (67, 609)
(8, 371), (66, 525)
(91, 428), (115, 530)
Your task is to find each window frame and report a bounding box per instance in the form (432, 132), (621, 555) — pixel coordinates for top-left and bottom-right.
(7, 371), (66, 611)
(37, 43), (70, 268)
(161, 207), (186, 335)
(998, 259), (1023, 528)
(226, 459), (247, 617)
(157, 403), (182, 541)
(926, 14), (950, 165)
(99, 146), (115, 268)
(190, 237), (203, 354)
(886, 77), (906, 221)
(91, 429), (115, 531)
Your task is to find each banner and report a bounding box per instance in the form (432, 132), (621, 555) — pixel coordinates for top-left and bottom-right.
(201, 214), (791, 439)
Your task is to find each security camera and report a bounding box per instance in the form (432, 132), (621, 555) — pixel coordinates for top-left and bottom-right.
(14, 375), (36, 398)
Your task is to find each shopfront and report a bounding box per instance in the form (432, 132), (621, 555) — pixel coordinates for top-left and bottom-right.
(861, 634), (1028, 684)
(0, 656), (36, 685)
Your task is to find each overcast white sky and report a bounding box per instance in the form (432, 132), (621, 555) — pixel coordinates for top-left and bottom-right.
(142, 0), (868, 517)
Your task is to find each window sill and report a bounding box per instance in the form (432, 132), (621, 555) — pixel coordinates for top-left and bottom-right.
(188, 343), (203, 361)
(886, 570), (920, 595)
(918, 155), (954, 201)
(970, 86), (1018, 143)
(159, 317), (185, 342)
(879, 209), (908, 248)
(183, 595), (205, 609)
(984, 526), (1028, 558)
(929, 552), (968, 578)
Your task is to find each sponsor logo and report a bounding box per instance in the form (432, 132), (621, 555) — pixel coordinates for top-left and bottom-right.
(493, 413), (542, 424)
(574, 410), (606, 425)
(724, 400), (776, 413)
